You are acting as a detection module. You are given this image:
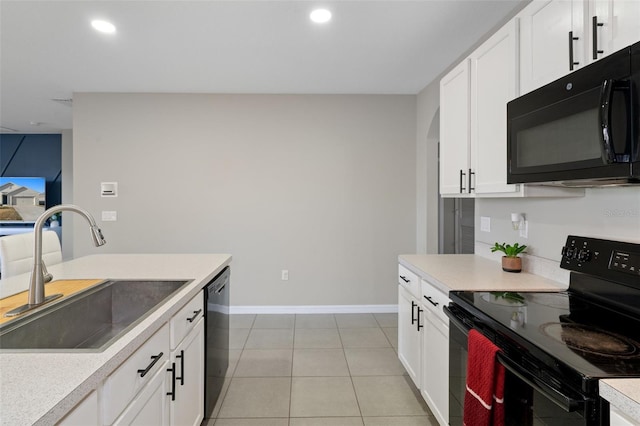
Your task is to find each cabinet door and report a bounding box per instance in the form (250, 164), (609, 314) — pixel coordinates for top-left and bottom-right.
(103, 324), (170, 424)
(610, 405), (638, 425)
(57, 391), (99, 426)
(471, 19), (519, 195)
(171, 318), (205, 426)
(592, 0), (640, 59)
(520, 0), (584, 94)
(440, 60), (471, 196)
(421, 312), (449, 426)
(113, 360), (170, 426)
(398, 286), (422, 388)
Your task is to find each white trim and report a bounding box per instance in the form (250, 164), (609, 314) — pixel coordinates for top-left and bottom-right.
(229, 304), (398, 314)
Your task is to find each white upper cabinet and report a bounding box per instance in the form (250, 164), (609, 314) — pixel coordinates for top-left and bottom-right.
(592, 0), (640, 60)
(520, 0), (585, 94)
(471, 19), (519, 195)
(439, 16), (584, 199)
(520, 0), (639, 94)
(440, 60), (472, 197)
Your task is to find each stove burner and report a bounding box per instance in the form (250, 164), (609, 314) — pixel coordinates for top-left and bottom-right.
(527, 293), (569, 309)
(540, 322), (640, 358)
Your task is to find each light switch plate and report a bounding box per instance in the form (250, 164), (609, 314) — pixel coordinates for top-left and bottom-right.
(480, 216), (491, 232)
(102, 211), (117, 221)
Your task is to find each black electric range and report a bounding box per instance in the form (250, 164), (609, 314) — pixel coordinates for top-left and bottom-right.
(445, 235), (640, 425)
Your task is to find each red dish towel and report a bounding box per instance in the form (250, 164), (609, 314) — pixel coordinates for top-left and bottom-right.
(463, 329), (506, 426)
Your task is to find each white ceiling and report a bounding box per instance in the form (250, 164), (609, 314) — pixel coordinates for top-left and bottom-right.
(0, 0), (526, 133)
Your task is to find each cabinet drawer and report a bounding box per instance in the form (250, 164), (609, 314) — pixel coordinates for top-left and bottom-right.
(103, 323), (170, 425)
(421, 279), (450, 324)
(171, 291), (204, 349)
(398, 265), (420, 299)
(113, 359), (170, 426)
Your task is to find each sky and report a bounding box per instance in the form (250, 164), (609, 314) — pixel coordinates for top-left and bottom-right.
(0, 177), (46, 193)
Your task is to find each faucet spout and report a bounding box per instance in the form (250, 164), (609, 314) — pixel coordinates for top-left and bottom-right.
(28, 204), (106, 306)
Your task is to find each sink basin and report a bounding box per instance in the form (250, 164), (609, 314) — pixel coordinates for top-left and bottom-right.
(0, 279), (191, 351)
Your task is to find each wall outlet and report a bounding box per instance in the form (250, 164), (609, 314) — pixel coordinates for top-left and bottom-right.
(281, 269), (289, 281)
(519, 220), (529, 238)
(480, 216), (491, 232)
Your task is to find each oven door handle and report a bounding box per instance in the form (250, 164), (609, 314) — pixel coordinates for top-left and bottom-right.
(496, 352), (586, 413)
(443, 305), (474, 332)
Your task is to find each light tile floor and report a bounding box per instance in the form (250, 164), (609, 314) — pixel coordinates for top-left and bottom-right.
(206, 313), (439, 426)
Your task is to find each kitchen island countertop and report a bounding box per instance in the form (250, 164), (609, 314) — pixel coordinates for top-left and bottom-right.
(0, 253), (231, 426)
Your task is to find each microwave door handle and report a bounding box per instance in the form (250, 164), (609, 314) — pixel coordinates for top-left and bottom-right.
(599, 79), (616, 164)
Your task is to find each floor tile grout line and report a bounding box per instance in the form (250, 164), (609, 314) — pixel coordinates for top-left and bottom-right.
(219, 313), (426, 424)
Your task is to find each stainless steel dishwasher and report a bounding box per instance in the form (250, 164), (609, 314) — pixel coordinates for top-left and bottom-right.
(203, 266), (230, 419)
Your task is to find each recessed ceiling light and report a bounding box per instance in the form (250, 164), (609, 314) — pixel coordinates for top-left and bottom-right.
(91, 20), (116, 34)
(310, 9), (332, 24)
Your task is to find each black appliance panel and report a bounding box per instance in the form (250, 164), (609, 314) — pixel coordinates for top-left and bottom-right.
(507, 42), (639, 185)
(446, 236), (640, 425)
(204, 266), (230, 420)
(446, 303), (603, 425)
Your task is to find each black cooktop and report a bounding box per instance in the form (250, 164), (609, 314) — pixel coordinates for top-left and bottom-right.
(449, 236), (640, 394)
(450, 289), (640, 381)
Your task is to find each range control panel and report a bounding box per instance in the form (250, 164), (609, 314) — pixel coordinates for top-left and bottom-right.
(611, 250), (640, 275)
(561, 236), (640, 282)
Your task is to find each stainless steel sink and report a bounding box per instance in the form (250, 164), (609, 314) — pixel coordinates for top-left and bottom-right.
(0, 279), (191, 351)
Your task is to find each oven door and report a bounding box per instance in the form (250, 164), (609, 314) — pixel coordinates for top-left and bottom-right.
(445, 305), (607, 426)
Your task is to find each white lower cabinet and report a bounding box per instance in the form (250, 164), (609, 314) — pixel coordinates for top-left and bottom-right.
(61, 290), (206, 425)
(421, 309), (449, 426)
(103, 324), (171, 425)
(610, 405), (637, 426)
(113, 359), (171, 426)
(397, 264), (451, 426)
(420, 279), (450, 426)
(398, 285), (423, 388)
(170, 317), (205, 426)
(57, 390), (99, 426)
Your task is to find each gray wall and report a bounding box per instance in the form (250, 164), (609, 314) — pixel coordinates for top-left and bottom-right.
(416, 80), (440, 254)
(72, 93), (417, 306)
(476, 187), (640, 260)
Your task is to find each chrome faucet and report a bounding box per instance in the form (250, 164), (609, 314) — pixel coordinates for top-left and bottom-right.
(5, 204), (106, 317)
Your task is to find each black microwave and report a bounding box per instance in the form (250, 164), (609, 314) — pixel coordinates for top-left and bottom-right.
(507, 41), (640, 186)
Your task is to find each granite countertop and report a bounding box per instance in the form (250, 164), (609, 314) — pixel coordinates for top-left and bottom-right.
(0, 253), (231, 426)
(400, 253), (640, 420)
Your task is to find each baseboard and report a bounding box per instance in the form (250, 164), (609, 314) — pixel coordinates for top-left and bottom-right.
(229, 304), (398, 314)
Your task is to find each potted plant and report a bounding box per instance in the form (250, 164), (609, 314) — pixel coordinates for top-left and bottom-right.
(491, 242), (527, 272)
